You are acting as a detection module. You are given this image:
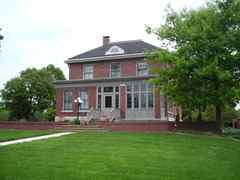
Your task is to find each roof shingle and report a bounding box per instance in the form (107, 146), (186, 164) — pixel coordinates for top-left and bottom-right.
(69, 40), (157, 60)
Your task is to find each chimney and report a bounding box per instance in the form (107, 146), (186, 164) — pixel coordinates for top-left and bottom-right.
(103, 36), (110, 45)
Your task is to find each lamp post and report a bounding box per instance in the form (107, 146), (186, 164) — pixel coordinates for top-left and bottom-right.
(74, 97), (83, 122)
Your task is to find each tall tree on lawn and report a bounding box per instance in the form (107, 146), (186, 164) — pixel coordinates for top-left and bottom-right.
(146, 0), (240, 131)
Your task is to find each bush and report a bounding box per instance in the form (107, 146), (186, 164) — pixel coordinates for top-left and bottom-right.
(73, 118), (80, 125)
(0, 110), (9, 121)
(223, 127), (240, 139)
(42, 108), (55, 121)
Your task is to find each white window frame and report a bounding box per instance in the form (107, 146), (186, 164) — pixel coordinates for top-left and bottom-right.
(126, 83), (154, 110)
(79, 90), (89, 110)
(136, 62), (148, 76)
(110, 63), (121, 78)
(62, 90), (73, 112)
(83, 64), (93, 79)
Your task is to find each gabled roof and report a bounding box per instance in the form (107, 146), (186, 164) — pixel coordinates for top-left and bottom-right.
(66, 40), (157, 64)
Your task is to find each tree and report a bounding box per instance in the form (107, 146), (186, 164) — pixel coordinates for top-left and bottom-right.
(1, 65), (65, 120)
(41, 64), (65, 81)
(0, 28), (3, 49)
(146, 0), (240, 131)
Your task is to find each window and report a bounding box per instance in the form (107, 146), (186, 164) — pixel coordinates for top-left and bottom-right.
(105, 46), (125, 55)
(115, 86), (119, 108)
(126, 83), (154, 109)
(63, 90), (72, 111)
(137, 62), (148, 76)
(127, 94), (132, 108)
(79, 90), (89, 110)
(83, 64), (93, 79)
(97, 95), (102, 109)
(97, 87), (102, 109)
(141, 92), (147, 108)
(111, 63), (120, 78)
(134, 93), (139, 108)
(148, 92), (154, 108)
(115, 94), (119, 108)
(104, 87), (113, 93)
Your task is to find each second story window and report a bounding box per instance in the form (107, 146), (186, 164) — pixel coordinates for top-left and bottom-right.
(83, 64), (93, 79)
(110, 63), (120, 78)
(137, 62), (148, 76)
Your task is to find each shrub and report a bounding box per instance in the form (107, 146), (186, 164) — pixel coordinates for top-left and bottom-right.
(223, 127), (240, 139)
(42, 108), (55, 121)
(73, 118), (80, 125)
(0, 110), (9, 121)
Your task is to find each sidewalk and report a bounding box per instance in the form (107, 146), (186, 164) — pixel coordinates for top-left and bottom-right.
(0, 132), (74, 146)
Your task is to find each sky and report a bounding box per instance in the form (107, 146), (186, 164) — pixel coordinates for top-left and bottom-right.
(0, 0), (208, 90)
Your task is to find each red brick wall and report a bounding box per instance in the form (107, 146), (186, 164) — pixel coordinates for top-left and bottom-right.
(94, 61), (109, 78)
(88, 86), (96, 109)
(68, 58), (141, 80)
(100, 121), (174, 132)
(55, 86), (96, 118)
(121, 59), (137, 76)
(69, 64), (83, 79)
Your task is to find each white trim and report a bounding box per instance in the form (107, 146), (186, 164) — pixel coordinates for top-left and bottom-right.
(105, 45), (125, 55)
(61, 110), (73, 113)
(65, 53), (145, 64)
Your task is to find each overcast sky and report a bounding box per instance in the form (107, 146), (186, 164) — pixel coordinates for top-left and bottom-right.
(0, 0), (208, 90)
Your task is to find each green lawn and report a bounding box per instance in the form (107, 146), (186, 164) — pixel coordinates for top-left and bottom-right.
(0, 132), (240, 180)
(0, 129), (55, 142)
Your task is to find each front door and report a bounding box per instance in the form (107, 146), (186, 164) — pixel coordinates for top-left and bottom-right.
(104, 95), (113, 109)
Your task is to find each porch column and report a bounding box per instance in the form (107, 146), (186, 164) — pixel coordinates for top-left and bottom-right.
(120, 84), (126, 119)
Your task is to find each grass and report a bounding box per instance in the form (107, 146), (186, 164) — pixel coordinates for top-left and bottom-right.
(0, 132), (240, 180)
(0, 129), (55, 142)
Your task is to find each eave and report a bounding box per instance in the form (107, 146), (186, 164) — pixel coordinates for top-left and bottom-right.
(65, 53), (145, 64)
(54, 75), (154, 88)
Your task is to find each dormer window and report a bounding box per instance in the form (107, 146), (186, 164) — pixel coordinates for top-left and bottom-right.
(105, 46), (125, 55)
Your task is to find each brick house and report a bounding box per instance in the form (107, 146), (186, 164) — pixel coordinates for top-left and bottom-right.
(54, 36), (178, 123)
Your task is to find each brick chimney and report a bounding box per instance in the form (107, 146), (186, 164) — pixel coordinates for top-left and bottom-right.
(102, 36), (110, 45)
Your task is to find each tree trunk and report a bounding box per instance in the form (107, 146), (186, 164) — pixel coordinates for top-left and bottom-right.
(215, 105), (223, 133)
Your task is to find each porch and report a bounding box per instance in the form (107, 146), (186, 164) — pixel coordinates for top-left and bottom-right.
(55, 78), (174, 122)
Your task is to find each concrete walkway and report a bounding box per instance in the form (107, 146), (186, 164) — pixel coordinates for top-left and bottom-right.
(0, 132), (74, 146)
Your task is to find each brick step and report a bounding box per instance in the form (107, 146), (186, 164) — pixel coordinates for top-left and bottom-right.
(54, 127), (109, 132)
(55, 125), (99, 128)
(57, 129), (109, 132)
(54, 127), (106, 130)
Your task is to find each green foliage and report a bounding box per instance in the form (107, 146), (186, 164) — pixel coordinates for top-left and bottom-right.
(0, 28), (3, 40)
(223, 127), (240, 139)
(42, 107), (56, 121)
(147, 0), (240, 129)
(0, 109), (9, 121)
(1, 64), (65, 120)
(73, 118), (80, 125)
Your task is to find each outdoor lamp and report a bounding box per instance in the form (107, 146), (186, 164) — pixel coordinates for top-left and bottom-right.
(74, 97), (83, 122)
